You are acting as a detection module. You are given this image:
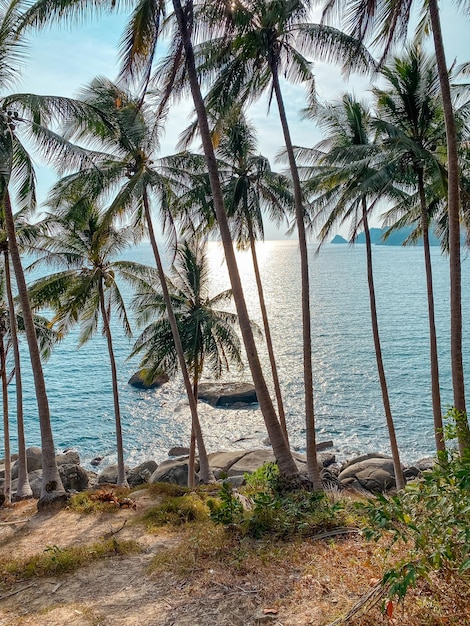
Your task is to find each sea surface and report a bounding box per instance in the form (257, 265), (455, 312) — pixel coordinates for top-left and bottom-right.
(2, 240), (470, 469)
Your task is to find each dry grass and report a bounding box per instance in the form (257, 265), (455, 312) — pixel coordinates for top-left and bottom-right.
(0, 489), (469, 625)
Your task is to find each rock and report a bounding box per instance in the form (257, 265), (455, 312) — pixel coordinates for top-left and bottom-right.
(413, 457), (436, 472)
(128, 369), (169, 389)
(11, 447), (42, 480)
(228, 449), (276, 476)
(222, 475), (246, 488)
(198, 382), (257, 407)
(340, 452), (391, 473)
(58, 464), (89, 492)
(127, 460), (158, 487)
(338, 456), (398, 493)
(56, 450), (80, 466)
(90, 457), (103, 467)
(150, 458), (199, 486)
(97, 464), (129, 485)
(168, 446), (190, 457)
(208, 450), (251, 478)
(28, 469), (44, 498)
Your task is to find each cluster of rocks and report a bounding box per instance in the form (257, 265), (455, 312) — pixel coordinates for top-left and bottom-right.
(0, 443), (436, 501)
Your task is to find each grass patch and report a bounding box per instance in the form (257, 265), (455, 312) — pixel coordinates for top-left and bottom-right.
(141, 493), (209, 530)
(0, 538), (141, 583)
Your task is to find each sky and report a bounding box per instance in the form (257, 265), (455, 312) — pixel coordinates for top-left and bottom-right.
(9, 2), (470, 240)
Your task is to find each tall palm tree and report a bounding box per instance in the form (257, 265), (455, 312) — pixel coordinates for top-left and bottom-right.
(187, 0), (376, 487)
(321, 0), (470, 454)
(128, 238), (245, 486)
(298, 94), (405, 489)
(28, 197), (138, 487)
(373, 45), (453, 455)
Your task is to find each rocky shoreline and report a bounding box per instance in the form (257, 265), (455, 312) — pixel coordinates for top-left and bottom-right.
(0, 442), (435, 504)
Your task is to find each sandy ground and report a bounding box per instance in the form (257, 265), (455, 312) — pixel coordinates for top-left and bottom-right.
(0, 491), (395, 626)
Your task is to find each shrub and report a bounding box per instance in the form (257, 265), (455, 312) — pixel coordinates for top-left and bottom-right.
(360, 413), (470, 602)
(141, 493), (209, 529)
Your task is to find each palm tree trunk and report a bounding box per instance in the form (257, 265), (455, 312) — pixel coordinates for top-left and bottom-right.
(248, 223), (288, 443)
(428, 0), (470, 454)
(188, 365), (200, 489)
(3, 191), (65, 508)
(417, 169), (445, 454)
(0, 332), (11, 505)
(172, 0), (299, 479)
(4, 248), (32, 499)
(98, 280), (128, 487)
(270, 65), (321, 489)
(142, 191), (214, 483)
(362, 200), (404, 489)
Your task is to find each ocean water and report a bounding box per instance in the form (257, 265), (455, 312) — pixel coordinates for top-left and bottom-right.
(2, 240), (470, 469)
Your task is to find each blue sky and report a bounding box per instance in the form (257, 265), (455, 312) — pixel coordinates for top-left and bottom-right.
(12, 3), (470, 239)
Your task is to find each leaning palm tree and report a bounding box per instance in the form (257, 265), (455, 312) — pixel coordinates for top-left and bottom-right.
(129, 238), (245, 486)
(298, 94), (405, 489)
(28, 197), (138, 487)
(185, 0), (376, 487)
(321, 0), (470, 454)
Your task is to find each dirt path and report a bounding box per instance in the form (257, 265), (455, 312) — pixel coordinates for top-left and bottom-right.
(0, 493), (378, 626)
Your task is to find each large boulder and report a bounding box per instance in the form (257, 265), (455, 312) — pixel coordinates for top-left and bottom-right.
(338, 455), (399, 493)
(58, 464), (89, 492)
(56, 450), (80, 466)
(228, 449), (276, 476)
(127, 460), (158, 487)
(208, 450), (252, 479)
(11, 447), (42, 480)
(150, 458), (199, 486)
(198, 382), (257, 407)
(128, 370), (169, 390)
(97, 464), (130, 485)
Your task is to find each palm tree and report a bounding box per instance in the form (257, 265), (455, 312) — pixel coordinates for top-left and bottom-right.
(129, 238), (245, 486)
(185, 0), (377, 487)
(298, 93), (405, 489)
(28, 197), (139, 487)
(373, 45), (453, 455)
(321, 0), (470, 454)
(45, 78), (216, 483)
(0, 0), (66, 506)
(166, 111), (293, 442)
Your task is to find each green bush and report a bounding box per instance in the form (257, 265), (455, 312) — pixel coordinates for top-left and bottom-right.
(208, 463), (344, 539)
(360, 413), (470, 601)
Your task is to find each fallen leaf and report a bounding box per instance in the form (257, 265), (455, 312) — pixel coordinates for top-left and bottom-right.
(263, 608), (278, 615)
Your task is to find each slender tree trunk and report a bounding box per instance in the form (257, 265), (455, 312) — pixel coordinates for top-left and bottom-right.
(188, 365), (199, 489)
(417, 169), (445, 454)
(428, 0), (470, 454)
(172, 0), (300, 479)
(270, 66), (321, 489)
(248, 223), (288, 443)
(98, 280), (128, 487)
(142, 191), (214, 483)
(362, 200), (405, 489)
(4, 248), (32, 499)
(3, 191), (65, 508)
(0, 332), (11, 505)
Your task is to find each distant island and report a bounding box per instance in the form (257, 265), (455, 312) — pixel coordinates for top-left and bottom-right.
(331, 226), (441, 246)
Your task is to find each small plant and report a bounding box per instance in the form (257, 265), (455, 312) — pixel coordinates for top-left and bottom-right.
(207, 481), (244, 525)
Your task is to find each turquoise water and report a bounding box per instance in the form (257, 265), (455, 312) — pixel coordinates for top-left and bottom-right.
(2, 240), (469, 468)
